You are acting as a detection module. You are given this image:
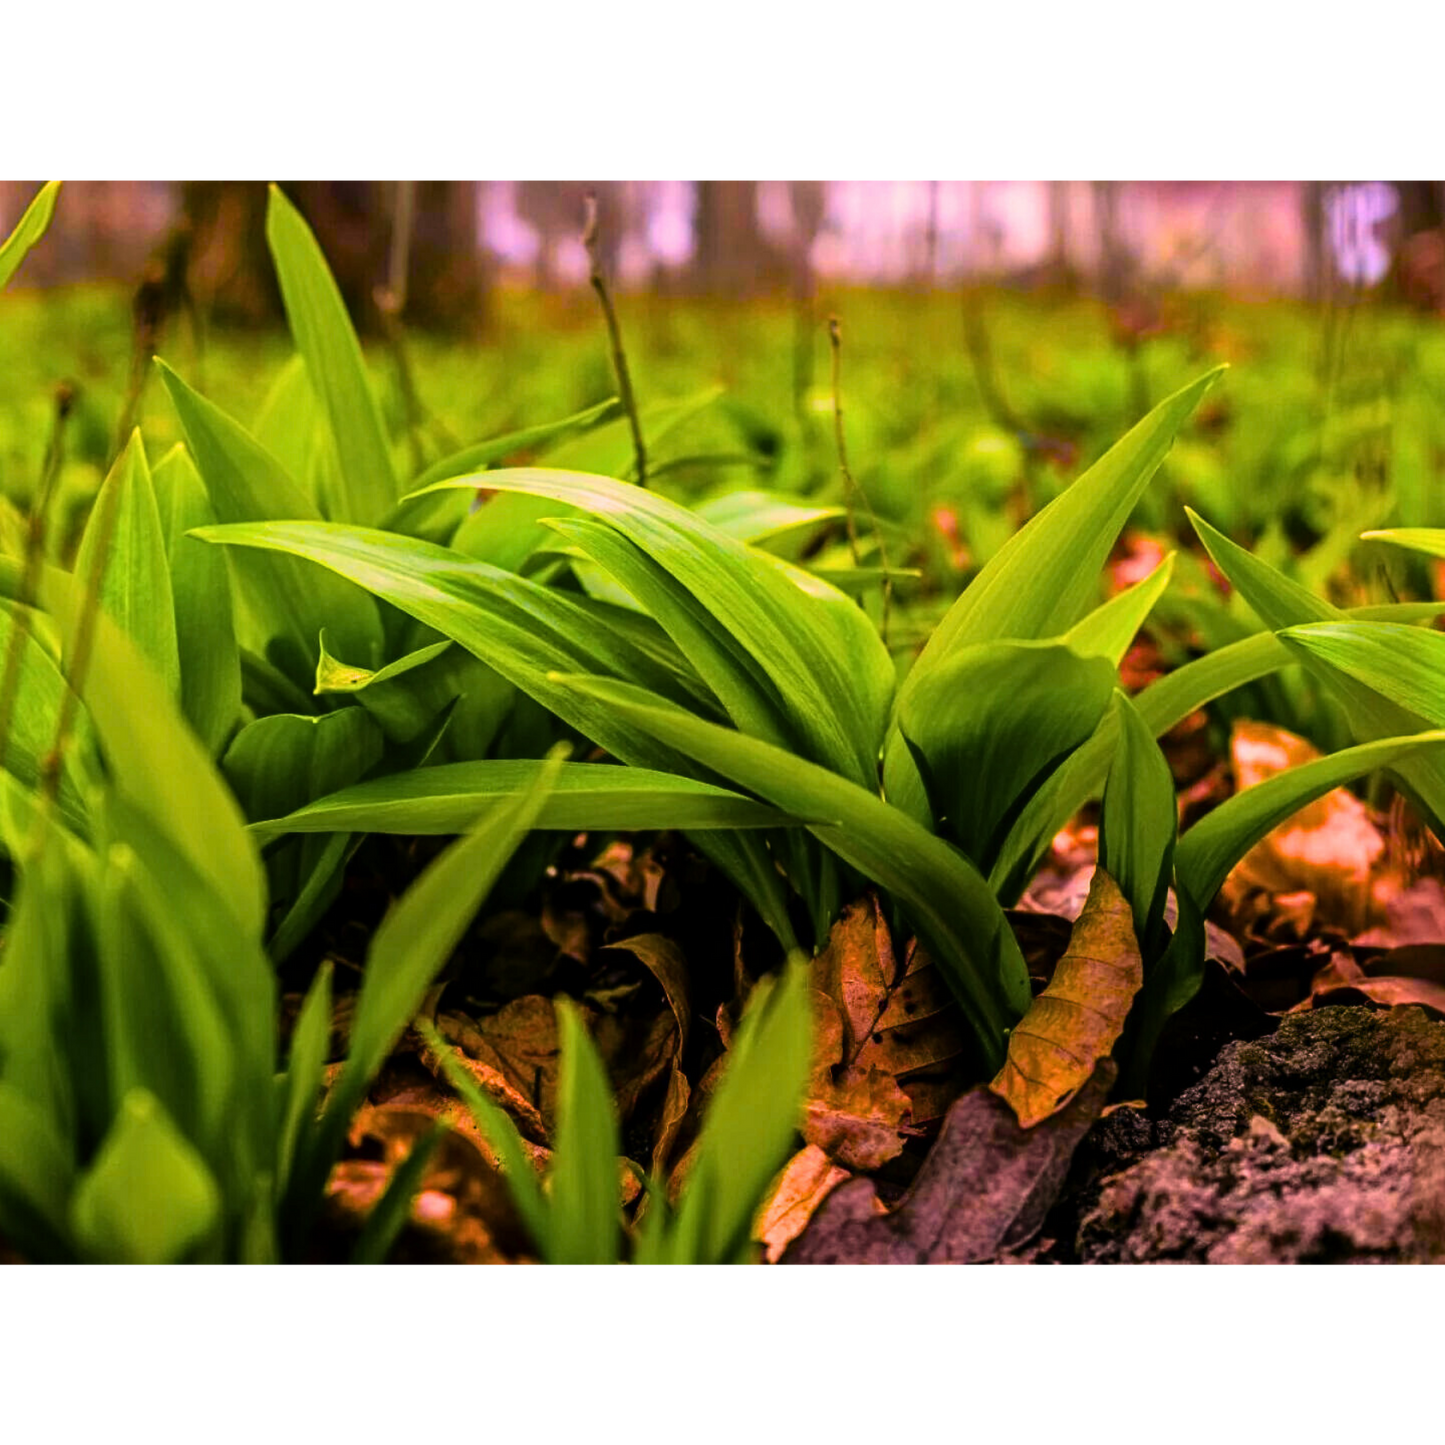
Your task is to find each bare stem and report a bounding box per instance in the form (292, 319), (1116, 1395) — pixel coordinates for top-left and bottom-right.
(828, 316), (893, 643)
(0, 382), (73, 783)
(583, 192), (647, 486)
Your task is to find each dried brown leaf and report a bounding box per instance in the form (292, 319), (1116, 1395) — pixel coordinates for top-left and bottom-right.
(1222, 720), (1402, 936)
(782, 1064), (1114, 1264)
(755, 1145), (856, 1263)
(991, 868), (1142, 1128)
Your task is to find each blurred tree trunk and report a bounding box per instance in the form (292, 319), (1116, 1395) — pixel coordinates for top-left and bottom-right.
(181, 181), (490, 334)
(695, 182), (782, 293)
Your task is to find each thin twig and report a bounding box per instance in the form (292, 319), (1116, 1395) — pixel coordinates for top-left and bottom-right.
(0, 382), (73, 783)
(828, 316), (893, 643)
(583, 192), (647, 486)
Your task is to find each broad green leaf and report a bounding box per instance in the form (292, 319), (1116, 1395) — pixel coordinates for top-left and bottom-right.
(0, 182), (60, 291)
(249, 759), (795, 838)
(429, 385), (715, 572)
(894, 640), (1116, 867)
(266, 185), (399, 525)
(69, 1089), (221, 1264)
(552, 674), (1029, 1067)
(694, 490), (844, 546)
(91, 790), (276, 1193)
(1099, 689), (1177, 961)
(547, 1001), (622, 1264)
(292, 749), (562, 1240)
(1062, 551), (1176, 664)
(223, 708), (384, 829)
(886, 371), (1221, 814)
(91, 842), (236, 1166)
(36, 569), (266, 940)
(252, 354), (340, 517)
(1191, 507), (1445, 837)
(544, 514), (796, 753)
(156, 360), (384, 681)
(988, 600), (1442, 905)
(191, 519), (717, 774)
(152, 444), (241, 756)
(351, 1124), (447, 1265)
(1362, 527), (1445, 562)
(0, 600), (98, 828)
(652, 956), (811, 1264)
(913, 370), (1221, 667)
(386, 396), (621, 542)
(0, 825), (82, 1149)
(1175, 730), (1445, 909)
(417, 1017), (549, 1253)
(0, 1081), (75, 1262)
(189, 519), (804, 952)
(73, 431), (181, 699)
(416, 468), (894, 789)
(1278, 621), (1445, 723)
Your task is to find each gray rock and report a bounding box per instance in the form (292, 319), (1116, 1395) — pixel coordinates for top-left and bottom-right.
(1073, 1007), (1445, 1263)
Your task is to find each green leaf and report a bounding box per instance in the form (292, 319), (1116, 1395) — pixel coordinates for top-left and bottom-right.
(693, 490), (844, 546)
(547, 1001), (622, 1264)
(277, 960), (333, 1199)
(893, 640), (1116, 868)
(0, 599), (99, 828)
(886, 371), (1221, 815)
(654, 957), (812, 1264)
(1278, 621), (1445, 724)
(1062, 551), (1176, 664)
(69, 1089), (221, 1264)
(152, 443), (241, 756)
(224, 708), (385, 828)
(90, 841), (237, 1166)
(551, 673), (1029, 1068)
(386, 396), (621, 541)
(0, 1081), (76, 1262)
(1099, 690), (1177, 962)
(249, 759), (795, 838)
(416, 468), (895, 790)
(544, 514), (796, 753)
(156, 359), (384, 683)
(1175, 730), (1445, 909)
(1360, 527), (1445, 562)
(266, 185), (399, 526)
(987, 599), (1442, 905)
(915, 371), (1222, 664)
(191, 520), (715, 772)
(1191, 507), (1445, 837)
(35, 568), (266, 940)
(0, 182), (60, 292)
(73, 431), (180, 700)
(351, 1123), (447, 1265)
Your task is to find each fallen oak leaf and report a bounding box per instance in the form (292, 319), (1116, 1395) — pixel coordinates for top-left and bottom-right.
(782, 1063), (1114, 1263)
(991, 868), (1142, 1128)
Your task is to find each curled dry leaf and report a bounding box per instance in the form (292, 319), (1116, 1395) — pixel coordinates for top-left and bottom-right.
(1222, 720), (1403, 936)
(602, 934), (692, 1171)
(991, 868), (1142, 1128)
(1296, 947), (1445, 1018)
